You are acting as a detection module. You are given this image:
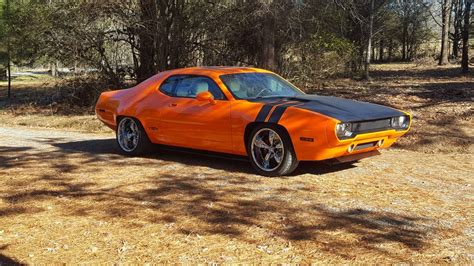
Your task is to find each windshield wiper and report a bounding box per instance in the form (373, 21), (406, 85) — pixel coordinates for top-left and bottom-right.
(254, 95), (289, 99)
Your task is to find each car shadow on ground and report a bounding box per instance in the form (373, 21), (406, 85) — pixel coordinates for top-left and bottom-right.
(0, 245), (23, 266)
(52, 138), (356, 176)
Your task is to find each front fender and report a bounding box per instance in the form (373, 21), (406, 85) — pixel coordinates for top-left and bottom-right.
(278, 107), (333, 161)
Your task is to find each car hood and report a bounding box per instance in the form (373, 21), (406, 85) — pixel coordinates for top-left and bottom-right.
(252, 95), (405, 122)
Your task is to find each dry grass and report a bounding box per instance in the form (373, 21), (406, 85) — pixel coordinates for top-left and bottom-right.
(0, 113), (108, 133)
(0, 76), (110, 133)
(0, 127), (472, 264)
(0, 63), (473, 263)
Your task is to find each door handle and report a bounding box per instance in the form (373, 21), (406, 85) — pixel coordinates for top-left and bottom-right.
(169, 103), (178, 107)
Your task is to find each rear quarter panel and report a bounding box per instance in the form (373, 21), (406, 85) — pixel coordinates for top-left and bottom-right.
(95, 73), (166, 131)
(95, 90), (121, 130)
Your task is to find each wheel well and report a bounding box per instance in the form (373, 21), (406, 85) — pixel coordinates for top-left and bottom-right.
(115, 115), (154, 141)
(116, 115), (140, 125)
(244, 122), (293, 151)
(116, 115), (124, 124)
(116, 115), (146, 132)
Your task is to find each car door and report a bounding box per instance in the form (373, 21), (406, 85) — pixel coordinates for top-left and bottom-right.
(158, 75), (233, 153)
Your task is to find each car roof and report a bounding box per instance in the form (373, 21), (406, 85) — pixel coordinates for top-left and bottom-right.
(160, 66), (273, 76)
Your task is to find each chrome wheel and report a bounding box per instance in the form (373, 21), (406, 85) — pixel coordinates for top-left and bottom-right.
(251, 128), (284, 172)
(117, 118), (140, 152)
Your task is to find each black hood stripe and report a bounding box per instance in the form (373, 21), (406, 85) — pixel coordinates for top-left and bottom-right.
(267, 102), (302, 123)
(254, 100), (302, 123)
(255, 105), (273, 122)
(268, 106), (288, 123)
(255, 100), (292, 122)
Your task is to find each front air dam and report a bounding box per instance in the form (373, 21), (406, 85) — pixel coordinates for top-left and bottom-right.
(325, 150), (381, 165)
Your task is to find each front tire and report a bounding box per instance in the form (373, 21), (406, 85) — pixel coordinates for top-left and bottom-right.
(247, 124), (299, 176)
(116, 117), (152, 156)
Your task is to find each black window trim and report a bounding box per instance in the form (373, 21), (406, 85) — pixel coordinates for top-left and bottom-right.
(158, 74), (228, 101)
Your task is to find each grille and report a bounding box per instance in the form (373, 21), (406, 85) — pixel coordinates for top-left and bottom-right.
(352, 119), (391, 133)
(355, 141), (378, 151)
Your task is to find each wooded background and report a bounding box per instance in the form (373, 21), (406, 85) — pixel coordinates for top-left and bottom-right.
(0, 0), (472, 90)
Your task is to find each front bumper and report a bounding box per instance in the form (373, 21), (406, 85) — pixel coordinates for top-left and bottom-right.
(303, 129), (408, 161)
(325, 150), (381, 164)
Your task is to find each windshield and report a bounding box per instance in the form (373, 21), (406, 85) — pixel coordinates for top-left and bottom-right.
(220, 73), (304, 99)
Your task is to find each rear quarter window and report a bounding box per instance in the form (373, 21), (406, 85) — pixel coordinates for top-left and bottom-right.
(159, 76), (180, 96)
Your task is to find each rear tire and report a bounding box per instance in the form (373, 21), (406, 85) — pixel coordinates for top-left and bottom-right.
(116, 117), (152, 156)
(247, 124), (299, 176)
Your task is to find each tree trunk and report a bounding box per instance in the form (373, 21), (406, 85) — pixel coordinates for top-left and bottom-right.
(51, 61), (59, 77)
(439, 0), (452, 65)
(402, 18), (408, 61)
(156, 1), (173, 71)
(453, 22), (460, 58)
(7, 51), (11, 99)
(364, 0), (375, 80)
(130, 39), (140, 81)
(379, 39), (384, 62)
(401, 2), (411, 61)
(407, 42), (413, 61)
(6, 0), (11, 99)
(371, 44), (376, 62)
(261, 14), (276, 70)
(461, 1), (472, 74)
(452, 0), (461, 58)
(137, 0), (158, 82)
(168, 0), (185, 70)
(388, 39), (393, 62)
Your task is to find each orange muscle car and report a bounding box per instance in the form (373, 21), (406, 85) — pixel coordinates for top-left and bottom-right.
(96, 67), (411, 176)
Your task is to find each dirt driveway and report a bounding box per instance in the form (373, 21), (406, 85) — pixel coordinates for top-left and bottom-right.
(0, 126), (472, 264)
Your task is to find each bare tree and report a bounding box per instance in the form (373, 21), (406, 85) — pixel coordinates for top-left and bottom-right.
(336, 0), (387, 79)
(136, 0), (158, 82)
(5, 0), (11, 99)
(260, 1), (276, 70)
(439, 0), (452, 65)
(262, 13), (276, 70)
(365, 0), (375, 79)
(461, 0), (472, 74)
(451, 0), (463, 59)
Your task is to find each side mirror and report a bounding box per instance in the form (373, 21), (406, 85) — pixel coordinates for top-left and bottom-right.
(196, 91), (216, 104)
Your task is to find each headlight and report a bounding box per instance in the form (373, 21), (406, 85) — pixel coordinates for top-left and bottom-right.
(336, 123), (354, 140)
(391, 115), (409, 130)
